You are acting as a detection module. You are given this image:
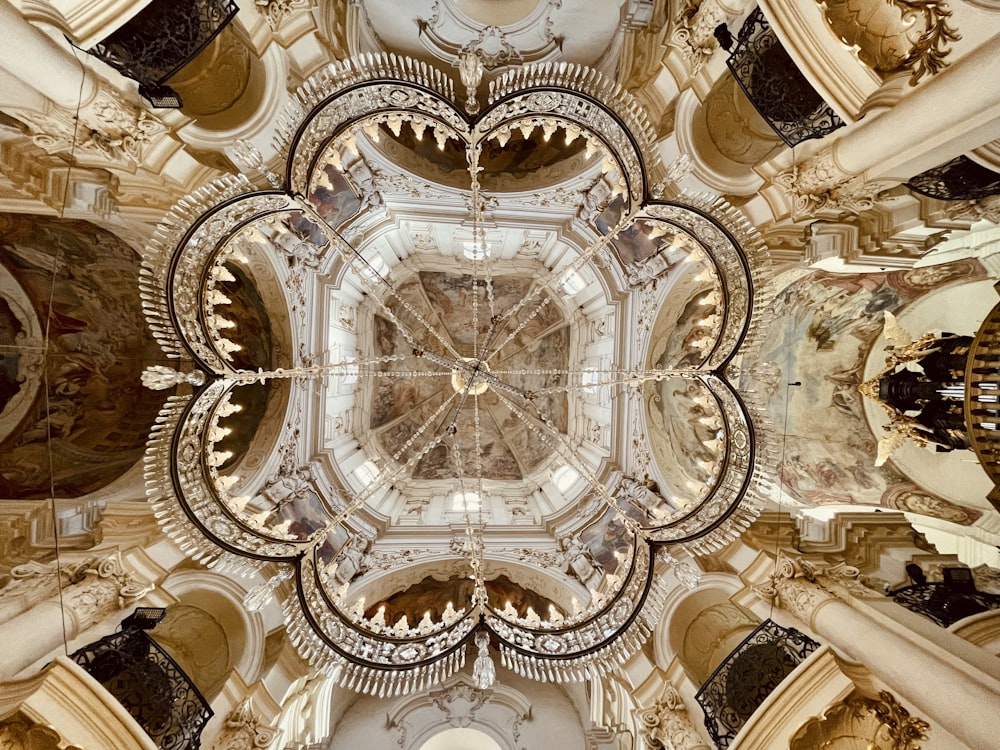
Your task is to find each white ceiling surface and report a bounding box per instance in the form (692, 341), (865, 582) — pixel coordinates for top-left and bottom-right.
(418, 727), (505, 750)
(361, 0), (625, 68)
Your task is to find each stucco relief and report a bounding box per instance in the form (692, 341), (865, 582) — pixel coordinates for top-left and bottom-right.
(209, 697), (277, 750)
(790, 690), (930, 750)
(680, 602), (758, 683)
(387, 673), (531, 750)
(635, 685), (708, 750)
(772, 152), (896, 219)
(670, 0), (746, 77)
(255, 0), (316, 30)
(819, 0), (960, 85)
(9, 88), (166, 166)
(0, 713), (68, 750)
(703, 75), (783, 166)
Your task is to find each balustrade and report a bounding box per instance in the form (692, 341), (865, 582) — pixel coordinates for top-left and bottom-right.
(69, 608), (212, 750)
(695, 619), (820, 749)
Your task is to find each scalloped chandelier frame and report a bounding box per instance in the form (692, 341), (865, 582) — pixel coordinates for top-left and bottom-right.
(141, 53), (776, 696)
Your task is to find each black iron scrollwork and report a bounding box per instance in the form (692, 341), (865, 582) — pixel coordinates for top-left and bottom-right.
(70, 622), (212, 750)
(906, 155), (1000, 201)
(726, 7), (844, 147)
(892, 582), (1000, 627)
(88, 0), (239, 106)
(695, 619), (820, 749)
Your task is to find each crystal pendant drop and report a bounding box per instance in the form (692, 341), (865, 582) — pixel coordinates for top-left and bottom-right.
(472, 631), (496, 690)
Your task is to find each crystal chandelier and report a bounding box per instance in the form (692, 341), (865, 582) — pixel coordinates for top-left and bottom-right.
(141, 53), (774, 696)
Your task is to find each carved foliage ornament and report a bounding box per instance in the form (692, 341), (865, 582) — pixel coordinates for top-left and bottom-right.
(791, 690), (930, 750)
(819, 0), (960, 86)
(254, 0), (316, 31)
(635, 685), (705, 750)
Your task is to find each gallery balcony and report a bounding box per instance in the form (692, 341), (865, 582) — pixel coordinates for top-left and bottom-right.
(66, 608), (213, 750)
(695, 619), (821, 749)
(725, 7), (844, 146)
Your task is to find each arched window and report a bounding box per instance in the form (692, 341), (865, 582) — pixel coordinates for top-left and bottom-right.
(418, 728), (505, 750)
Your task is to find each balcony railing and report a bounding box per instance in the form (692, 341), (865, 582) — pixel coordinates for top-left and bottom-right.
(695, 619), (820, 749)
(87, 0), (239, 107)
(906, 155), (1000, 201)
(726, 8), (844, 146)
(892, 582), (1000, 628)
(70, 612), (212, 750)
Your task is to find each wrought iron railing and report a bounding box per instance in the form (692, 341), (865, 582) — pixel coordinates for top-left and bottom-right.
(726, 8), (844, 146)
(695, 619), (820, 749)
(892, 582), (1000, 628)
(70, 616), (212, 750)
(88, 0), (239, 107)
(906, 155), (1000, 201)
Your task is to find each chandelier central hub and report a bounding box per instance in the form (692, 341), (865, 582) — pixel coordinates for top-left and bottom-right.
(451, 357), (491, 395)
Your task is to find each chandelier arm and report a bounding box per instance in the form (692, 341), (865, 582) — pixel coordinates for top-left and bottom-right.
(324, 431), (448, 533)
(484, 210), (638, 365)
(489, 388), (642, 537)
(484, 297), (552, 365)
(294, 194), (466, 361)
(468, 139), (482, 357)
(390, 391), (459, 463)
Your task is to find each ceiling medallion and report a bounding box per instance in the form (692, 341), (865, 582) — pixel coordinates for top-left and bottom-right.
(141, 54), (774, 695)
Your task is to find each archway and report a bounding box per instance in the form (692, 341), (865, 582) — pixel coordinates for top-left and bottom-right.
(419, 728), (505, 750)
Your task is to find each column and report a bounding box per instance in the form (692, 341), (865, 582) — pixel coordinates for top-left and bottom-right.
(834, 32), (1000, 179)
(0, 553), (152, 677)
(767, 572), (1000, 750)
(0, 0), (98, 109)
(762, 31), (1000, 218)
(635, 685), (711, 750)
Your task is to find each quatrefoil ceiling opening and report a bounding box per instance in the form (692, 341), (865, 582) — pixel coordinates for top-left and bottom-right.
(142, 54), (774, 695)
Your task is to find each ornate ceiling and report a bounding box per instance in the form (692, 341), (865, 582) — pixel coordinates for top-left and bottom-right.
(141, 52), (773, 695)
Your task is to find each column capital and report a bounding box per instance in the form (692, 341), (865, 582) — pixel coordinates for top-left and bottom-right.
(208, 696), (277, 750)
(634, 684), (711, 750)
(751, 555), (883, 628)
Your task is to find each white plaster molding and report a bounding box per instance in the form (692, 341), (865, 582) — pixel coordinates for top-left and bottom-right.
(159, 569), (269, 684)
(0, 656), (157, 749)
(674, 89), (764, 196)
(387, 672), (532, 750)
(653, 572), (746, 671)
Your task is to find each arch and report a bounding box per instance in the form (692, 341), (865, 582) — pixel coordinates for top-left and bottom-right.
(158, 569), (269, 687)
(949, 608), (1000, 656)
(419, 727), (505, 750)
(654, 572), (745, 671)
(387, 673), (531, 750)
(680, 601), (759, 684)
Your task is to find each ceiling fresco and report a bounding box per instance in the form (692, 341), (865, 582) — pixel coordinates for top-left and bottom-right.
(745, 259), (990, 523)
(369, 271), (568, 480)
(0, 214), (166, 500)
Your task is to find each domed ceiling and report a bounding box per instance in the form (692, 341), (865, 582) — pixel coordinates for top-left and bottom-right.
(367, 269), (569, 481)
(140, 55), (773, 695)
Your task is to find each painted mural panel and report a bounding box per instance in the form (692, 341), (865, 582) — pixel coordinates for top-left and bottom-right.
(746, 260), (986, 524)
(0, 214), (166, 499)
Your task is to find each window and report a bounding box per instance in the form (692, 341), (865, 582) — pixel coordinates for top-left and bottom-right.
(452, 490), (481, 512)
(552, 465), (579, 492)
(560, 268), (586, 296)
